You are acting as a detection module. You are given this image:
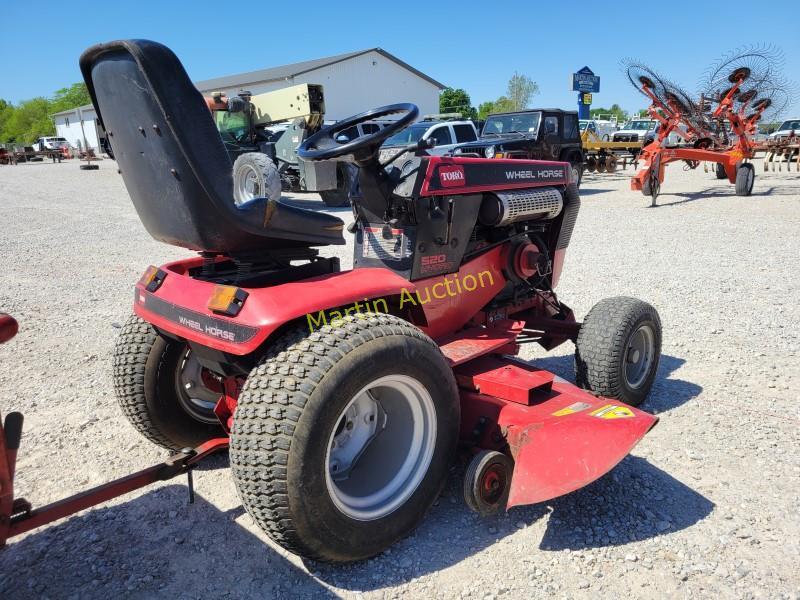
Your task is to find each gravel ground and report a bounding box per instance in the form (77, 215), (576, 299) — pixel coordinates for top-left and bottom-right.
(0, 159), (798, 599)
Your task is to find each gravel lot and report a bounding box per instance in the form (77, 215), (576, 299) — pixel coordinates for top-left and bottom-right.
(0, 159), (798, 599)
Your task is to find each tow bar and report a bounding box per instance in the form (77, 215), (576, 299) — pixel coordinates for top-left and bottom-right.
(0, 313), (229, 547)
(0, 410), (228, 546)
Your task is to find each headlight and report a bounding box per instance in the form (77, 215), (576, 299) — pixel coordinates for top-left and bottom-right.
(454, 148), (463, 155)
(484, 145), (496, 159)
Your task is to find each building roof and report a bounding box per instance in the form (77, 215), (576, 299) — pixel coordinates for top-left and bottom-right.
(51, 103), (95, 117)
(194, 48), (446, 91)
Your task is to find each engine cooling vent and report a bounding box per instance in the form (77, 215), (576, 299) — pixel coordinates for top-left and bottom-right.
(479, 187), (563, 227)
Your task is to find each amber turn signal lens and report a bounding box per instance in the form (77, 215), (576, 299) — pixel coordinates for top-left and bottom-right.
(138, 266), (166, 292)
(208, 285), (248, 316)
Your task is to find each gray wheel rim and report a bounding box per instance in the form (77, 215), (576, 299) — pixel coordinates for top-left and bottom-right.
(624, 324), (656, 389)
(324, 374), (437, 521)
(235, 164), (261, 205)
(176, 349), (222, 424)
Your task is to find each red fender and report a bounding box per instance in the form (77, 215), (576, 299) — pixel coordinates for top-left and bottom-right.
(457, 358), (658, 508)
(134, 256), (416, 355)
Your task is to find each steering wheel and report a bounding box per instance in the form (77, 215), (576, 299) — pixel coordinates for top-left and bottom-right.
(298, 103), (418, 163)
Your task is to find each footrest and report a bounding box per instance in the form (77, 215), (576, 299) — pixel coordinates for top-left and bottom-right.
(439, 320), (524, 367)
(455, 356), (554, 405)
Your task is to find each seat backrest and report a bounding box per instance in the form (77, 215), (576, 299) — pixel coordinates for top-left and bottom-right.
(79, 40), (273, 253)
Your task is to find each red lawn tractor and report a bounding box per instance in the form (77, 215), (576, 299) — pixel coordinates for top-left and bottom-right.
(1, 40), (662, 562)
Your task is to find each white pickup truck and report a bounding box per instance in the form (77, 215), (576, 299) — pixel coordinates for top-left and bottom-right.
(378, 118), (479, 163)
(769, 118), (800, 141)
(30, 136), (70, 152)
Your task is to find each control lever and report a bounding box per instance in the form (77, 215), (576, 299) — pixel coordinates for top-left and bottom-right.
(380, 138), (437, 168)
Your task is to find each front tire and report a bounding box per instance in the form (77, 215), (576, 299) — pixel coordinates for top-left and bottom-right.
(575, 297), (662, 407)
(229, 313), (459, 562)
(112, 316), (225, 450)
(232, 152), (281, 205)
(735, 162), (755, 196)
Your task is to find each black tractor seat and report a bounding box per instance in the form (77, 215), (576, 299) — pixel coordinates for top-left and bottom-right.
(79, 39), (344, 255)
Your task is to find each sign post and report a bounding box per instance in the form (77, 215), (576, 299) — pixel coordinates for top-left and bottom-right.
(571, 67), (600, 120)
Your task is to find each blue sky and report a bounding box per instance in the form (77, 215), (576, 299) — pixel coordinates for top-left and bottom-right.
(1, 1), (798, 117)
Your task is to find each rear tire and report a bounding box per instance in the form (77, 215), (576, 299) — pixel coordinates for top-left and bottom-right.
(735, 162), (755, 196)
(575, 297), (662, 407)
(112, 315), (224, 450)
(229, 313), (459, 562)
(232, 152), (281, 205)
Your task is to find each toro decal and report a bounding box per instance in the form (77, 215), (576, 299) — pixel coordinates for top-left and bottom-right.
(438, 165), (465, 187)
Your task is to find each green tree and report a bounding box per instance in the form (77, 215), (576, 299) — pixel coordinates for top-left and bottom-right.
(506, 72), (539, 111)
(589, 103), (628, 123)
(438, 87), (477, 120)
(2, 97), (53, 143)
(477, 101), (496, 120)
(50, 83), (91, 113)
(0, 83), (91, 144)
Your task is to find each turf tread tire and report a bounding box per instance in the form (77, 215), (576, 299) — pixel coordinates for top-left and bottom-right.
(112, 315), (221, 450)
(229, 313), (459, 562)
(574, 297), (661, 407)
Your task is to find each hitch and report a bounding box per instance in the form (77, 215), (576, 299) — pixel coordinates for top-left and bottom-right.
(0, 409), (227, 547)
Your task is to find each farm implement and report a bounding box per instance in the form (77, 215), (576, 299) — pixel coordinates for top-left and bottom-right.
(758, 132), (799, 172)
(581, 128), (642, 174)
(624, 46), (794, 205)
(2, 39), (662, 562)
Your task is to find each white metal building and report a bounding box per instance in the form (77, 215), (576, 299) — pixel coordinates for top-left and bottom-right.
(52, 48), (444, 148)
(52, 104), (100, 151)
(194, 48), (445, 120)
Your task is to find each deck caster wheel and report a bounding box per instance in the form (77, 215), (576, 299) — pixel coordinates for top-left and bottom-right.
(464, 450), (513, 515)
(715, 162), (727, 179)
(575, 297), (662, 407)
(735, 162), (755, 196)
(230, 313), (459, 563)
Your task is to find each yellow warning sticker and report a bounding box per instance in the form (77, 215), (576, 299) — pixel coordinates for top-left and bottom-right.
(590, 404), (635, 419)
(552, 402), (592, 416)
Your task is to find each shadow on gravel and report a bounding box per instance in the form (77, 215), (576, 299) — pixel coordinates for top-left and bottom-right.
(575, 187), (614, 196)
(650, 185), (791, 207)
(530, 353), (702, 415)
(0, 486), (336, 600)
(536, 456), (714, 551)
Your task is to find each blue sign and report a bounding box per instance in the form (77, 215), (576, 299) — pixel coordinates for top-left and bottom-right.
(572, 66), (600, 93)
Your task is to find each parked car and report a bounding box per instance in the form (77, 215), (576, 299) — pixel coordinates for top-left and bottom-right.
(31, 136), (70, 152)
(450, 109), (585, 183)
(378, 117), (478, 163)
(579, 118), (616, 141)
(613, 119), (658, 143)
(769, 118), (800, 141)
(613, 119), (683, 146)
